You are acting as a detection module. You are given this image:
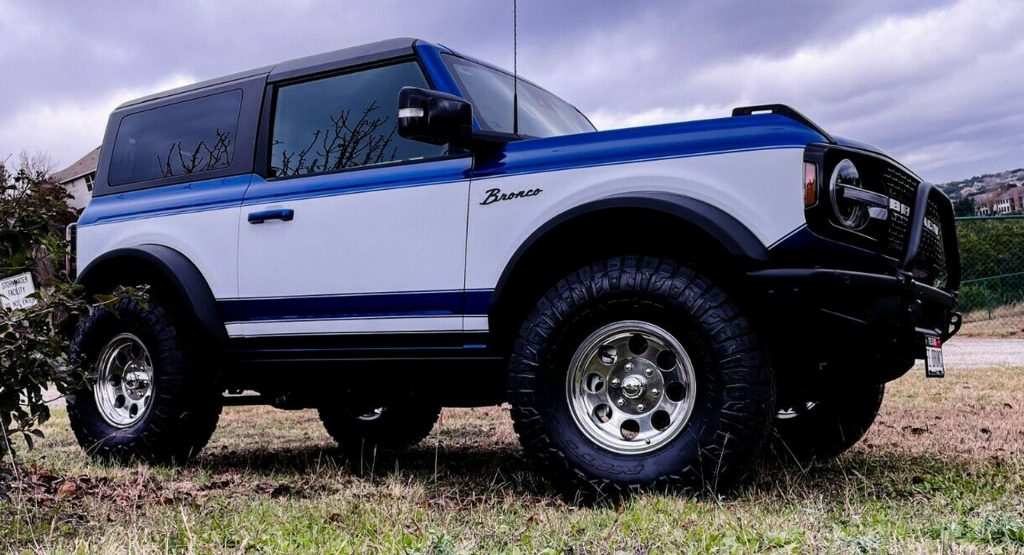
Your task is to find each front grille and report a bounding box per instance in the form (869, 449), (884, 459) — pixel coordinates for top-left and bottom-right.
(882, 167), (915, 256)
(922, 199), (947, 283)
(881, 166), (947, 283)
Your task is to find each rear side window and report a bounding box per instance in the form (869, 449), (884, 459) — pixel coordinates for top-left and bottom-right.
(108, 90), (243, 186)
(270, 61), (444, 178)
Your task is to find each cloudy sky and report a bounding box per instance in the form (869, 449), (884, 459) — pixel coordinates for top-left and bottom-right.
(0, 0), (1020, 182)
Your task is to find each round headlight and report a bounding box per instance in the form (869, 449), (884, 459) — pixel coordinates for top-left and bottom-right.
(829, 159), (868, 229)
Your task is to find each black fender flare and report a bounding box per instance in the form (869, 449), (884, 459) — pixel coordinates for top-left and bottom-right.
(490, 191), (771, 313)
(75, 245), (227, 346)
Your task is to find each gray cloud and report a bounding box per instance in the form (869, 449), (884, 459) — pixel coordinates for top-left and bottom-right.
(0, 0), (1018, 181)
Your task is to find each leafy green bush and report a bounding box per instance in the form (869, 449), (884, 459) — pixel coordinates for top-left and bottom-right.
(0, 157), (87, 498)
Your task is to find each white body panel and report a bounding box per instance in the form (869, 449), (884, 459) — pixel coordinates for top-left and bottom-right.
(236, 180), (470, 337)
(465, 148), (806, 291)
(77, 147), (806, 339)
(76, 207), (241, 299)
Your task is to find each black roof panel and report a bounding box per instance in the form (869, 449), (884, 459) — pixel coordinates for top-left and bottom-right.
(268, 37), (418, 82)
(116, 37), (421, 110)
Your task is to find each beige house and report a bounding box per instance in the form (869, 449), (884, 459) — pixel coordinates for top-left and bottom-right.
(51, 147), (100, 210)
(994, 186), (1022, 215)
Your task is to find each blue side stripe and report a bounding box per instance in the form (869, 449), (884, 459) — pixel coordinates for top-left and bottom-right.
(77, 174), (251, 227)
(219, 289), (493, 323)
(241, 156), (471, 206)
(472, 114), (824, 179)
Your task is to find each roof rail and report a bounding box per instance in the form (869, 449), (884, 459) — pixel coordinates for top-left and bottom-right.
(732, 104), (836, 144)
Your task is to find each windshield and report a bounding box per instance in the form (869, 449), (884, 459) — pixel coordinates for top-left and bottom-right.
(442, 54), (595, 138)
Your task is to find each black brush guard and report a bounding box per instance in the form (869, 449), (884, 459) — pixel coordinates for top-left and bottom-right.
(750, 181), (962, 342)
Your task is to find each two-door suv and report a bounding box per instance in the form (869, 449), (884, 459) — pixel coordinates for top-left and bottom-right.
(67, 38), (961, 495)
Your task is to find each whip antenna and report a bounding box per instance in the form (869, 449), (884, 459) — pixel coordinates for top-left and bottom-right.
(513, 0), (519, 136)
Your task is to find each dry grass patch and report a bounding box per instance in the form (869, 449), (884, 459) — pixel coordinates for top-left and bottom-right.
(961, 303), (1024, 337)
(864, 363), (1024, 458)
(2, 366), (1023, 553)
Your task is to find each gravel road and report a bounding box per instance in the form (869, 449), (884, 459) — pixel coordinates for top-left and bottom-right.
(940, 336), (1023, 369)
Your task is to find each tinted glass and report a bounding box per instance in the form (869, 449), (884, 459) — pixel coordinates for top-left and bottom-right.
(270, 61), (444, 177)
(442, 55), (594, 137)
(109, 90), (242, 186)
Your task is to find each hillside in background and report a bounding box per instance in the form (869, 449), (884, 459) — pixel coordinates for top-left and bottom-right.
(937, 167), (1024, 216)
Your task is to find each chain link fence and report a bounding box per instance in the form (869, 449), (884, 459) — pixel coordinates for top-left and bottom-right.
(955, 215), (1024, 337)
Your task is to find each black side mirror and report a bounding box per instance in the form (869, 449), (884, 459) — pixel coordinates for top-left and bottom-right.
(397, 87), (473, 146)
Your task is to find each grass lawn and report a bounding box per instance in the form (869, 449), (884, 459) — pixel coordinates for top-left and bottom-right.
(3, 366), (1023, 553)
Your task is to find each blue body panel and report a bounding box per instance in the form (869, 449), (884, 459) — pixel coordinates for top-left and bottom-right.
(219, 289), (492, 323)
(77, 174), (251, 227)
(415, 42), (463, 98)
(472, 114), (826, 179)
(241, 156), (472, 206)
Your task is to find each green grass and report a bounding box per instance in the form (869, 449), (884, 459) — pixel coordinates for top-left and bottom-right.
(3, 366), (1023, 553)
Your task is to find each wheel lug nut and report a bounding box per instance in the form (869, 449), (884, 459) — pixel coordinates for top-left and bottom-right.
(616, 398), (624, 406)
(644, 367), (653, 376)
(610, 378), (621, 388)
(637, 404), (646, 412)
(624, 362), (634, 371)
(651, 388), (660, 396)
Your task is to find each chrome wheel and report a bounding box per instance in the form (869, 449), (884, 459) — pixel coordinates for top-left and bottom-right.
(776, 401), (818, 420)
(565, 320), (697, 454)
(93, 333), (154, 428)
(357, 407), (386, 422)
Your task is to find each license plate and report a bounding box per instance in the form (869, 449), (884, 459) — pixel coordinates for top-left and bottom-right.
(924, 335), (944, 378)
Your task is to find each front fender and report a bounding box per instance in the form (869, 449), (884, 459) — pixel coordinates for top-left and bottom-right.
(491, 191), (770, 313)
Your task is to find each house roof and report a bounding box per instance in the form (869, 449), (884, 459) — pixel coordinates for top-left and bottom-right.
(996, 187), (1022, 201)
(52, 146), (100, 184)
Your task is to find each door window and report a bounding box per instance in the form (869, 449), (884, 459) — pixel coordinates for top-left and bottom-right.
(270, 61), (445, 178)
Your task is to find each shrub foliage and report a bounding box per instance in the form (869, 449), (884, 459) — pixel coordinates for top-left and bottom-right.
(0, 158), (86, 494)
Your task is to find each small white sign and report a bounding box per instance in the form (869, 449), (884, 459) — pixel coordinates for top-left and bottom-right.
(0, 271), (38, 310)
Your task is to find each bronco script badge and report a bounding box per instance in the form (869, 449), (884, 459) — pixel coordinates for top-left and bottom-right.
(480, 187), (543, 206)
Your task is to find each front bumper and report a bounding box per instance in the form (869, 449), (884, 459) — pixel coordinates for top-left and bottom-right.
(749, 267), (960, 343)
(749, 180), (962, 369)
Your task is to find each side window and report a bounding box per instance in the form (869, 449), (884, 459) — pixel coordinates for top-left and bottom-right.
(270, 61), (444, 178)
(108, 90), (242, 186)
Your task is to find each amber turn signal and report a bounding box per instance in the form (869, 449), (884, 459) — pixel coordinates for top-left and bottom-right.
(804, 162), (818, 207)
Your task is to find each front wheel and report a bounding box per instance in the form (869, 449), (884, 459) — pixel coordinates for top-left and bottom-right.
(509, 256), (775, 498)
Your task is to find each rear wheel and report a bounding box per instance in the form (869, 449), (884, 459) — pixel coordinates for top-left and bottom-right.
(319, 401), (441, 469)
(509, 256), (775, 498)
(67, 293), (221, 464)
(772, 382), (885, 461)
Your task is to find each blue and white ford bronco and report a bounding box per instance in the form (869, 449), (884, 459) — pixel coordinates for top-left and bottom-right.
(67, 38), (961, 495)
